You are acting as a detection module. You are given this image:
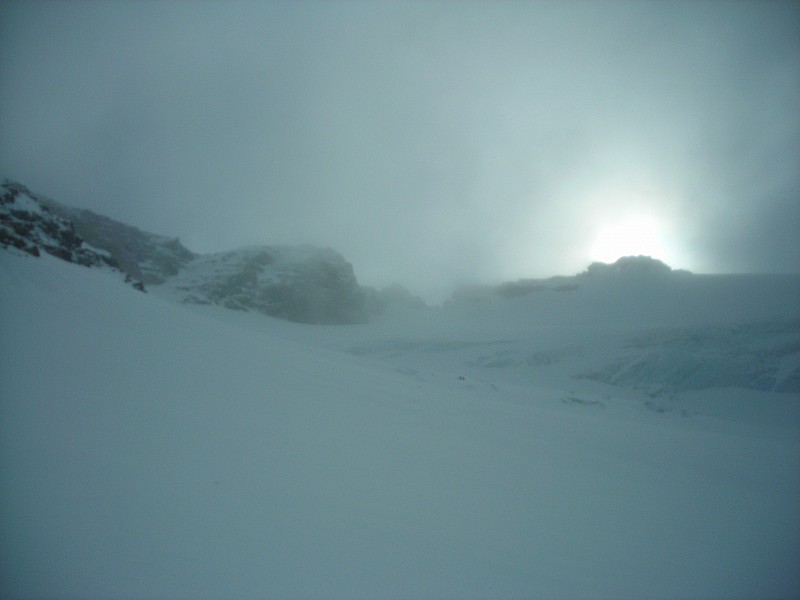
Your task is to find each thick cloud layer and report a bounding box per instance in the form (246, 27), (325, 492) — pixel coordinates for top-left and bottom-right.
(1, 1), (798, 301)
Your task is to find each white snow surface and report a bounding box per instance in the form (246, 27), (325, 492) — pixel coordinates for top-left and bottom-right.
(4, 191), (45, 215)
(1, 251), (799, 600)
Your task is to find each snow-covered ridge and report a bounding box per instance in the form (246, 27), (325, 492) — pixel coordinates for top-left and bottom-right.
(582, 254), (682, 276)
(0, 180), (143, 290)
(450, 256), (687, 302)
(1, 180), (370, 323)
(38, 191), (195, 285)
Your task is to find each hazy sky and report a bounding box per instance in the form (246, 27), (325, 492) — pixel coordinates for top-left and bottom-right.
(1, 0), (798, 301)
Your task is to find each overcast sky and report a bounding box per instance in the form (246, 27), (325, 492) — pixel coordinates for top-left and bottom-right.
(1, 0), (798, 301)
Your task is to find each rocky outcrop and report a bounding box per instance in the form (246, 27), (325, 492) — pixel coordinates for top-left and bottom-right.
(38, 198), (195, 285)
(448, 256), (690, 304)
(163, 245), (368, 324)
(1, 180), (126, 273)
(581, 255), (684, 277)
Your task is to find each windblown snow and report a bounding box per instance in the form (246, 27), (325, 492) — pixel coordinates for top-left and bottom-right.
(1, 248), (799, 599)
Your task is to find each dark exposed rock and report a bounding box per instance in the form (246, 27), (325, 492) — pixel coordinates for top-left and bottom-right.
(581, 255), (680, 277)
(38, 198), (194, 284)
(1, 179), (146, 292)
(166, 246), (368, 324)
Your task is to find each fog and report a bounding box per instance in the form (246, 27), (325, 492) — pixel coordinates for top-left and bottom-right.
(1, 0), (798, 302)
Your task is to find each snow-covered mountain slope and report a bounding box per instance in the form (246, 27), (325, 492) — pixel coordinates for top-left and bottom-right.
(1, 180), (145, 291)
(2, 180), (368, 324)
(38, 191), (195, 285)
(2, 248), (799, 599)
(1, 180), (118, 269)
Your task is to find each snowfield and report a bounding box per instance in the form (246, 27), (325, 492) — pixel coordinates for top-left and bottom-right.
(1, 251), (799, 599)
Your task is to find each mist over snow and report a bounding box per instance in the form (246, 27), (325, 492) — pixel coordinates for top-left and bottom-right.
(1, 1), (799, 301)
(2, 183), (800, 599)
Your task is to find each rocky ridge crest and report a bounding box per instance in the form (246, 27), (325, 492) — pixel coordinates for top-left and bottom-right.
(1, 180), (145, 291)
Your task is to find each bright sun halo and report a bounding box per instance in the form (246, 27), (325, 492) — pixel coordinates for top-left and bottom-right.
(589, 214), (673, 264)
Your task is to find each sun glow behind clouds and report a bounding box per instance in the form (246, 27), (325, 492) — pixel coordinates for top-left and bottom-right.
(589, 214), (679, 266)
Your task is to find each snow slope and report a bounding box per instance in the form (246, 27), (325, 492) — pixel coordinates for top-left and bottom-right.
(1, 251), (799, 600)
